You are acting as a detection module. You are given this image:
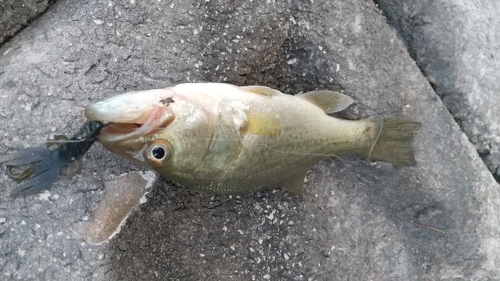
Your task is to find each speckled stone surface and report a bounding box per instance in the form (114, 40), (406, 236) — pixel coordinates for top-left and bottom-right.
(0, 0), (499, 280)
(0, 0), (56, 45)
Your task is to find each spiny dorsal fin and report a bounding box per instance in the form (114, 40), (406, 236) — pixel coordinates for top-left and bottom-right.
(281, 172), (307, 197)
(298, 90), (353, 114)
(240, 86), (284, 97)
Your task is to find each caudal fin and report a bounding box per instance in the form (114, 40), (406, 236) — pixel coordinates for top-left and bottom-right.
(365, 116), (421, 166)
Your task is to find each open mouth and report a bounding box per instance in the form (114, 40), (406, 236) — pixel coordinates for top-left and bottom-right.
(86, 106), (175, 142)
(100, 123), (141, 135)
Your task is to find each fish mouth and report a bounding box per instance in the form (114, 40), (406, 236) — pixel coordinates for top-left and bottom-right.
(85, 105), (175, 142)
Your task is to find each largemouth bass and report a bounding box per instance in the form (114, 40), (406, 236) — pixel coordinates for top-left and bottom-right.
(85, 83), (420, 195)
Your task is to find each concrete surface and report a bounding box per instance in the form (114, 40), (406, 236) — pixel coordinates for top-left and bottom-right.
(0, 0), (499, 280)
(0, 0), (56, 45)
(376, 0), (500, 181)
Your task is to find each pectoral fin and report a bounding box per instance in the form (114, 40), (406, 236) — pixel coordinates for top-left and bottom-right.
(299, 90), (353, 114)
(281, 173), (307, 197)
(241, 112), (281, 136)
(240, 86), (284, 97)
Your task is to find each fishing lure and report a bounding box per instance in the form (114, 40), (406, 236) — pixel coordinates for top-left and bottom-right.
(0, 121), (103, 197)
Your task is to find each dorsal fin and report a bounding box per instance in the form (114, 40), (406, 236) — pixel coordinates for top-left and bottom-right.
(298, 90), (353, 114)
(240, 86), (283, 97)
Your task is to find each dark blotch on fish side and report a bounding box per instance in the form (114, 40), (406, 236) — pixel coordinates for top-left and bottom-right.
(0, 121), (103, 197)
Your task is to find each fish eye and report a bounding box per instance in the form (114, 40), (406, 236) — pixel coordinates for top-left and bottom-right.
(145, 140), (171, 166)
(151, 146), (165, 159)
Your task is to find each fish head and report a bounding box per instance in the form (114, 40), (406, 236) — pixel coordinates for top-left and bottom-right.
(84, 88), (214, 180)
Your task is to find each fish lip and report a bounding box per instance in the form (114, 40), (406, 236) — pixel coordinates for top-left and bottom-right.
(88, 106), (175, 143)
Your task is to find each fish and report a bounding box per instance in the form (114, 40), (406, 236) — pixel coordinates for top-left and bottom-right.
(0, 121), (103, 197)
(85, 83), (421, 195)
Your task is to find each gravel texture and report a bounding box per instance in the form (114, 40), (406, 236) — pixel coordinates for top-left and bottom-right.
(0, 0), (499, 280)
(0, 0), (57, 45)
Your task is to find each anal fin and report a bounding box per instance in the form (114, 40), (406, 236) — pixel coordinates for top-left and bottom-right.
(281, 172), (307, 197)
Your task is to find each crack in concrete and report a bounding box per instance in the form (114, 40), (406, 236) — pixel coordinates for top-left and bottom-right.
(0, 0), (58, 47)
(372, 0), (500, 183)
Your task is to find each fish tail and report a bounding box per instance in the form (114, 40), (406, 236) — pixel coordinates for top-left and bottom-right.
(363, 116), (421, 166)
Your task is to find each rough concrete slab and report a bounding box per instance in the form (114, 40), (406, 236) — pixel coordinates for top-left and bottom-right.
(0, 0), (499, 280)
(376, 0), (500, 182)
(0, 0), (57, 46)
